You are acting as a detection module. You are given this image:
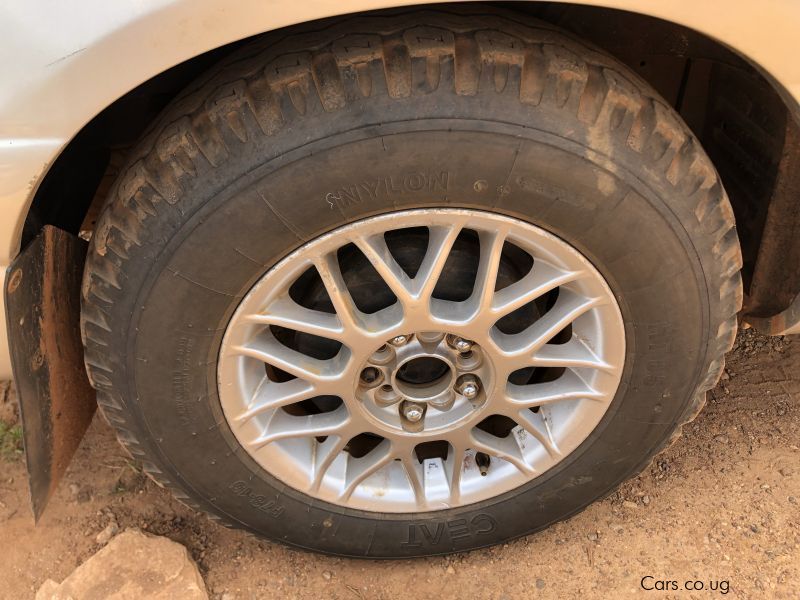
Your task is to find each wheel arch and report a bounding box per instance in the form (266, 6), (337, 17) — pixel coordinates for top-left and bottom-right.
(17, 2), (800, 325)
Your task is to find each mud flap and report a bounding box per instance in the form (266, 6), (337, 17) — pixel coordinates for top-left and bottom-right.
(4, 225), (96, 520)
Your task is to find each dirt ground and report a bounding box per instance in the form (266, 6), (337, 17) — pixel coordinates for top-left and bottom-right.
(0, 328), (797, 599)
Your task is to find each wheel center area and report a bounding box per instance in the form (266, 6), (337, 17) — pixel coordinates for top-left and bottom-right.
(356, 332), (491, 434)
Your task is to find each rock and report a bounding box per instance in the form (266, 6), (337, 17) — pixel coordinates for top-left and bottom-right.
(35, 580), (60, 599)
(622, 501), (639, 510)
(95, 521), (120, 545)
(321, 571), (332, 581)
(714, 434), (729, 444)
(445, 565), (455, 575)
(36, 529), (207, 599)
(587, 532), (599, 542)
(642, 495), (651, 506)
(535, 579), (546, 589)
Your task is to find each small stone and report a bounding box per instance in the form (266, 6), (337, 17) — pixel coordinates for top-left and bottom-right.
(587, 532), (599, 542)
(535, 579), (546, 589)
(642, 495), (651, 506)
(35, 580), (60, 600)
(446, 565), (455, 575)
(36, 529), (207, 599)
(788, 496), (797, 505)
(713, 434), (729, 444)
(622, 501), (639, 510)
(68, 483), (80, 497)
(95, 521), (120, 545)
(321, 571), (332, 581)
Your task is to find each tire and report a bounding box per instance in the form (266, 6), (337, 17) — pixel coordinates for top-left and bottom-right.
(81, 6), (742, 557)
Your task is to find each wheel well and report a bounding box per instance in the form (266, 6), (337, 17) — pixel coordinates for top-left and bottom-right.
(24, 1), (800, 318)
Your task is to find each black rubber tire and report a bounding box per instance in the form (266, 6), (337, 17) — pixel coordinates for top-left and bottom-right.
(81, 7), (742, 557)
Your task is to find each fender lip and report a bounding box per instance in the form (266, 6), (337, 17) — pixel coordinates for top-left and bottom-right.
(4, 225), (96, 520)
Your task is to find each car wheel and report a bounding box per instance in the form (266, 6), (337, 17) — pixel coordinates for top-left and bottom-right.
(81, 8), (742, 557)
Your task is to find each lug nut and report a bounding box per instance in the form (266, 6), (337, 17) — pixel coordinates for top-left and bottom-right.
(360, 366), (381, 386)
(456, 374), (480, 399)
(390, 334), (411, 346)
(402, 402), (425, 423)
(448, 335), (474, 353)
(461, 382), (479, 399)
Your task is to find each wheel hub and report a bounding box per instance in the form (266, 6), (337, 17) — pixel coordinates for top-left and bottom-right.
(356, 332), (490, 434)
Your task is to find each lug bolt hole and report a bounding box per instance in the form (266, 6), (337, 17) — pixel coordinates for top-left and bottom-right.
(360, 367), (382, 386)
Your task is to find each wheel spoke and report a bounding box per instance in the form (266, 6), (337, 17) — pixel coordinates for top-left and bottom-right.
(339, 439), (394, 501)
(250, 406), (350, 450)
(414, 224), (463, 300)
(400, 452), (426, 506)
(531, 336), (617, 372)
(243, 297), (345, 341)
(512, 409), (562, 459)
(234, 377), (318, 423)
(471, 229), (507, 312)
(492, 289), (604, 361)
(445, 443), (467, 505)
(354, 233), (414, 302)
(309, 434), (350, 493)
(492, 263), (583, 318)
(314, 253), (363, 331)
(232, 334), (349, 384)
(504, 370), (604, 409)
(470, 428), (535, 476)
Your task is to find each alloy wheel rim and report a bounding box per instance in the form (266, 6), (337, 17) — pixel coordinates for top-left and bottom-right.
(218, 209), (625, 512)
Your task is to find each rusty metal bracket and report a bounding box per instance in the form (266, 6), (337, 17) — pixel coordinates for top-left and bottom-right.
(4, 225), (96, 520)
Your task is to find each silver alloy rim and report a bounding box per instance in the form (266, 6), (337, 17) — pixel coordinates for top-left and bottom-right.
(218, 209), (625, 512)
